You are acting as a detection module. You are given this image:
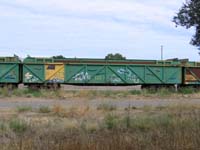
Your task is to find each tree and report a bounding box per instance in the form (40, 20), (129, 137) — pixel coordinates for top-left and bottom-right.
(173, 0), (200, 49)
(105, 53), (126, 60)
(52, 55), (66, 59)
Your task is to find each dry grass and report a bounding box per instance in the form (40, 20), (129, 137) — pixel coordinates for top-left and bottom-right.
(1, 87), (200, 100)
(52, 104), (90, 118)
(97, 103), (117, 111)
(0, 104), (199, 150)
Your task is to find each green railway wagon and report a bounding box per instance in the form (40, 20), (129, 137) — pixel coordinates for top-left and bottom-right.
(23, 57), (182, 87)
(0, 57), (21, 88)
(65, 63), (182, 85)
(23, 57), (64, 88)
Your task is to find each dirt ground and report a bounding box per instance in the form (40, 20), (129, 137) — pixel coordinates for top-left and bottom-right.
(20, 84), (142, 91)
(1, 85), (200, 110)
(0, 97), (200, 110)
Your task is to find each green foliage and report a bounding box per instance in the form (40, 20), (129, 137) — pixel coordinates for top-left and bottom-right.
(0, 121), (7, 132)
(105, 53), (126, 60)
(104, 114), (119, 129)
(178, 87), (195, 94)
(130, 114), (173, 132)
(154, 114), (173, 128)
(129, 90), (141, 95)
(52, 55), (66, 59)
(97, 103), (117, 111)
(157, 88), (172, 97)
(0, 88), (11, 97)
(9, 119), (28, 133)
(16, 106), (32, 113)
(173, 0), (200, 49)
(123, 115), (131, 128)
(39, 106), (51, 113)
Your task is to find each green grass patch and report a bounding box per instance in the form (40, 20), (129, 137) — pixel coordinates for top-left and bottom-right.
(16, 105), (32, 113)
(129, 90), (142, 95)
(104, 114), (119, 129)
(38, 106), (51, 113)
(178, 87), (196, 94)
(97, 103), (117, 111)
(0, 88), (11, 97)
(0, 121), (7, 132)
(9, 119), (28, 134)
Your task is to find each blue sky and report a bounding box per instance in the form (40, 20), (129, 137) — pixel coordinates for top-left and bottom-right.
(0, 0), (199, 60)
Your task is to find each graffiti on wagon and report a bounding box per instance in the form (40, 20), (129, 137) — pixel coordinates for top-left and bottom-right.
(5, 71), (16, 80)
(25, 72), (39, 82)
(109, 74), (121, 83)
(73, 72), (91, 81)
(117, 68), (140, 83)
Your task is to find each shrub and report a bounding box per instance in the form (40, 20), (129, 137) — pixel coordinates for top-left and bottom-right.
(178, 87), (195, 94)
(157, 88), (172, 97)
(131, 116), (155, 131)
(0, 87), (10, 97)
(129, 90), (141, 95)
(104, 114), (119, 129)
(16, 106), (32, 113)
(39, 106), (51, 113)
(0, 121), (7, 132)
(97, 103), (117, 111)
(9, 119), (28, 133)
(153, 114), (173, 128)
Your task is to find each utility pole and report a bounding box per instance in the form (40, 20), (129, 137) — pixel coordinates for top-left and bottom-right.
(161, 45), (163, 61)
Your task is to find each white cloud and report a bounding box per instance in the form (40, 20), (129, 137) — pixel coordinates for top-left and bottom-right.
(0, 0), (199, 60)
(0, 0), (182, 26)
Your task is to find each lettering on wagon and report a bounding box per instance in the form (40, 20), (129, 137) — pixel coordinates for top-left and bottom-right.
(25, 72), (39, 82)
(73, 72), (91, 81)
(117, 68), (140, 83)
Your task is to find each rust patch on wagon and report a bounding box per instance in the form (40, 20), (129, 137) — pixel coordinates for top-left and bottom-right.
(185, 68), (200, 82)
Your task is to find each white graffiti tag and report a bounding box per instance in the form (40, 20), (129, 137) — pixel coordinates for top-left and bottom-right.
(73, 72), (90, 81)
(25, 72), (39, 82)
(25, 72), (32, 80)
(117, 68), (132, 76)
(117, 68), (140, 83)
(110, 74), (121, 83)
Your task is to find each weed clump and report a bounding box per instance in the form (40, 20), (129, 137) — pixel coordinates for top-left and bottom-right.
(97, 103), (117, 111)
(0, 121), (7, 132)
(9, 119), (28, 134)
(104, 114), (119, 129)
(129, 90), (141, 95)
(16, 106), (32, 113)
(0, 88), (11, 97)
(178, 87), (196, 94)
(38, 106), (51, 113)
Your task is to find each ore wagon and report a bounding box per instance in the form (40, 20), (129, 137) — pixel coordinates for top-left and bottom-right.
(23, 57), (183, 88)
(0, 57), (22, 88)
(182, 61), (200, 85)
(23, 57), (63, 88)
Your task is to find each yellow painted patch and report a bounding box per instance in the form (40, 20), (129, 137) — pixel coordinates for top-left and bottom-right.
(45, 64), (64, 83)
